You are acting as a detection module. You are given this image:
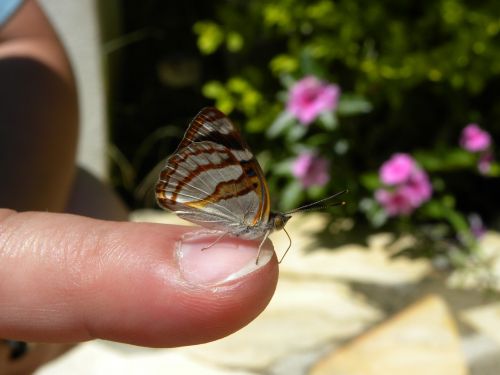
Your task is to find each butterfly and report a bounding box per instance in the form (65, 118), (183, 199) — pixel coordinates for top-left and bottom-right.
(155, 107), (345, 263)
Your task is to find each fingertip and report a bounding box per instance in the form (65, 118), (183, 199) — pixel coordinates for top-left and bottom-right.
(0, 213), (279, 347)
(106, 229), (279, 347)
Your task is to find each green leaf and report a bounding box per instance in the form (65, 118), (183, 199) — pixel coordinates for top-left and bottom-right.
(216, 99), (234, 114)
(263, 4), (292, 30)
(202, 81), (226, 99)
(272, 158), (295, 176)
(336, 95), (372, 115)
(286, 123), (308, 142)
(280, 180), (304, 211)
(308, 185), (327, 200)
(334, 139), (349, 155)
(360, 172), (380, 190)
(193, 21), (224, 55)
(227, 77), (249, 93)
(267, 111), (295, 138)
(488, 162), (500, 177)
(244, 118), (262, 132)
(420, 198), (468, 233)
(414, 148), (476, 171)
(241, 90), (262, 113)
(279, 74), (296, 89)
(359, 197), (387, 227)
(201, 81), (235, 113)
(300, 48), (328, 77)
(226, 31), (244, 52)
(256, 151), (271, 172)
(318, 111), (338, 130)
(270, 55), (299, 75)
(306, 133), (334, 147)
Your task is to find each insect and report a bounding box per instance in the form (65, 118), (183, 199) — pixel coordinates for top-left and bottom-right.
(155, 107), (345, 263)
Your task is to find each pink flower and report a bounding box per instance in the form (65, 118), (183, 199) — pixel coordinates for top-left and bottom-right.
(404, 168), (433, 205)
(375, 188), (415, 216)
(478, 151), (494, 175)
(460, 124), (491, 152)
(459, 124), (495, 174)
(468, 214), (486, 239)
(375, 153), (432, 216)
(292, 153), (330, 188)
(379, 153), (416, 185)
(287, 76), (340, 125)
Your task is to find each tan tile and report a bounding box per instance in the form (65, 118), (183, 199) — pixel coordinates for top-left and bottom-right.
(462, 302), (500, 346)
(184, 277), (381, 371)
(277, 213), (431, 285)
(309, 295), (467, 375)
(37, 341), (255, 375)
(448, 232), (500, 292)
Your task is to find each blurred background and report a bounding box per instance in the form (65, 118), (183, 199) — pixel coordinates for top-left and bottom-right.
(101, 0), (500, 258)
(37, 0), (500, 373)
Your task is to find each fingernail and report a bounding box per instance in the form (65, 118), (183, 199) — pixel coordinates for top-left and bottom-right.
(176, 232), (274, 286)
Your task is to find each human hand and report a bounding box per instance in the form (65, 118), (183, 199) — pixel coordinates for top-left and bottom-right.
(0, 209), (278, 373)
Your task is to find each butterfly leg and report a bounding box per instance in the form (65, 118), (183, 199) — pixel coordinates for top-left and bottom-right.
(201, 231), (228, 251)
(255, 230), (271, 265)
(278, 226), (292, 264)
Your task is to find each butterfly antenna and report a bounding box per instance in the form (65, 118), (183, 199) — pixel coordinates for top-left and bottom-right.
(278, 226), (292, 264)
(285, 189), (348, 215)
(291, 201), (346, 214)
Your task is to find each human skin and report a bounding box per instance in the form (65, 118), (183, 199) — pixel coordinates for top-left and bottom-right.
(0, 210), (278, 347)
(0, 209), (278, 373)
(0, 0), (77, 212)
(0, 1), (278, 373)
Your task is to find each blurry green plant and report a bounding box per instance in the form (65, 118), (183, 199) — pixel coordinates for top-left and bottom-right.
(191, 0), (500, 269)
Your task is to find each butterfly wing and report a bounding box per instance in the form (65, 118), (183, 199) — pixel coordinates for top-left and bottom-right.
(156, 108), (271, 236)
(175, 107), (252, 152)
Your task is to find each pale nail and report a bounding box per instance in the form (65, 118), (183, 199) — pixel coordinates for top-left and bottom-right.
(176, 233), (273, 286)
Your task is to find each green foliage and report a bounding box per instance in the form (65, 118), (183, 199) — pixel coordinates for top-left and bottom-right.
(194, 0), (500, 127)
(193, 21), (225, 54)
(189, 0), (500, 265)
(202, 77), (263, 115)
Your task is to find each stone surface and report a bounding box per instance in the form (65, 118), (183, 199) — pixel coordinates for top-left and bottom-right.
(185, 276), (381, 371)
(448, 232), (500, 292)
(461, 302), (500, 346)
(461, 334), (500, 375)
(275, 213), (431, 285)
(309, 295), (468, 375)
(37, 341), (255, 375)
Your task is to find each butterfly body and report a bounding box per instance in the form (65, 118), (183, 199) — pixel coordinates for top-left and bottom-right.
(155, 107), (290, 242)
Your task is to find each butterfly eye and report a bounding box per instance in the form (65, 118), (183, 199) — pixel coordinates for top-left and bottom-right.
(273, 215), (286, 231)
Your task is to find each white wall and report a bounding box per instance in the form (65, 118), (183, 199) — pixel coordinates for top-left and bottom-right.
(39, 0), (107, 178)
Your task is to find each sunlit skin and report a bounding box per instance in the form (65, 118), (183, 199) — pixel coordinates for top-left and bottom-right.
(0, 2), (278, 374)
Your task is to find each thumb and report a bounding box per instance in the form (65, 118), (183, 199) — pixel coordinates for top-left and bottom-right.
(0, 209), (278, 347)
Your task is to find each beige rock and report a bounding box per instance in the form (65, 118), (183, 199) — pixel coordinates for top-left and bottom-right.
(184, 277), (381, 371)
(461, 302), (500, 347)
(36, 341), (255, 375)
(276, 213), (431, 285)
(448, 232), (500, 292)
(309, 295), (467, 375)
